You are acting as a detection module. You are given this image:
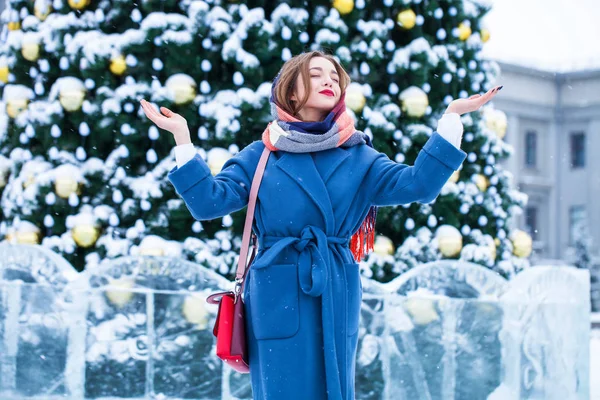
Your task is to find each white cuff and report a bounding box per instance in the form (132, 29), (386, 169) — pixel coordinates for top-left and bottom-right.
(436, 113), (464, 149)
(174, 143), (197, 168)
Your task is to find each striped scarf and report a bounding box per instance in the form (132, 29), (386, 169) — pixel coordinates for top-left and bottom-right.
(262, 79), (378, 263)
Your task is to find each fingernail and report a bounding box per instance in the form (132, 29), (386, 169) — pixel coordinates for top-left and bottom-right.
(498, 86), (503, 91)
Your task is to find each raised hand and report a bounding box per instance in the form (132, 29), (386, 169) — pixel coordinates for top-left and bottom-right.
(444, 85), (503, 116)
(140, 99), (191, 143)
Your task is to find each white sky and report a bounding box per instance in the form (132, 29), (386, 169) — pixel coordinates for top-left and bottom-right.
(480, 0), (600, 73)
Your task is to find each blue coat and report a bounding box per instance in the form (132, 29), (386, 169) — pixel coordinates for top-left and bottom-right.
(168, 133), (466, 400)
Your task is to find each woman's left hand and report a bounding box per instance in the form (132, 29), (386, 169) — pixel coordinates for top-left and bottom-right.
(444, 85), (503, 116)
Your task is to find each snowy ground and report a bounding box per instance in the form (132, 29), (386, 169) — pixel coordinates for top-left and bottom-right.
(592, 328), (600, 399)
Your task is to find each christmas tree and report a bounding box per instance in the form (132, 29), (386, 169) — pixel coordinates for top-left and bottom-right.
(0, 0), (530, 280)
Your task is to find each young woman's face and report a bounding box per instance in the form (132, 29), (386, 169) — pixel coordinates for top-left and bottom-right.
(292, 57), (341, 121)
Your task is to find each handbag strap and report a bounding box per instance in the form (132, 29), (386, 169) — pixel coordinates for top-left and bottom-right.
(235, 146), (271, 286)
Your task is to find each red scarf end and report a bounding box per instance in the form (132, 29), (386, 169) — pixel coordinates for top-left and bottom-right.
(350, 206), (377, 263)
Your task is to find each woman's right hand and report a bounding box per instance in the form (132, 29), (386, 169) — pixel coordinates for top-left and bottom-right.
(444, 86), (502, 116)
(140, 99), (191, 144)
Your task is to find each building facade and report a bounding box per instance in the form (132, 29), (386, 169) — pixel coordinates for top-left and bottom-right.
(494, 62), (600, 263)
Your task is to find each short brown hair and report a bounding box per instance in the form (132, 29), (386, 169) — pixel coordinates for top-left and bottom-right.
(274, 50), (351, 117)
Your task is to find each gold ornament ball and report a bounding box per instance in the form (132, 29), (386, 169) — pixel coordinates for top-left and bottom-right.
(55, 177), (79, 199)
(207, 147), (232, 176)
(7, 9), (20, 31)
(0, 55), (9, 83)
(374, 235), (395, 256)
(458, 22), (472, 41)
(7, 21), (21, 31)
(397, 9), (417, 30)
(59, 90), (86, 112)
(435, 225), (463, 258)
(449, 170), (460, 183)
(0, 66), (9, 84)
(182, 294), (209, 328)
(399, 86), (429, 118)
(510, 229), (533, 258)
(345, 85), (366, 113)
(165, 74), (197, 105)
(106, 277), (135, 308)
(68, 0), (91, 10)
(110, 55), (127, 76)
(489, 242), (497, 261)
(484, 108), (508, 139)
(10, 222), (41, 245)
(16, 231), (40, 245)
(6, 99), (29, 119)
(474, 174), (489, 192)
(0, 168), (9, 190)
(480, 28), (491, 43)
(34, 0), (53, 21)
(58, 77), (87, 111)
(403, 297), (439, 325)
(72, 224), (100, 248)
(139, 235), (166, 256)
(332, 0), (354, 15)
(22, 43), (41, 62)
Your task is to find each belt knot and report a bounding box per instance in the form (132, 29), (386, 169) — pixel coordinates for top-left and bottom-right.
(253, 226), (349, 297)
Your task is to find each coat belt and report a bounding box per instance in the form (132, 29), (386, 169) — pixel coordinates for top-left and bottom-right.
(252, 225), (350, 400)
(254, 225), (349, 297)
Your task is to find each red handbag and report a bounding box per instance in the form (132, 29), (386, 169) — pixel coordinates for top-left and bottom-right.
(206, 147), (271, 373)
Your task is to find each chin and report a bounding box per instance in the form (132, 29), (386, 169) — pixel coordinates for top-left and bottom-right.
(316, 99), (338, 111)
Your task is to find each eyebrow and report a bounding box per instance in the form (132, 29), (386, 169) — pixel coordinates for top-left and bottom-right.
(309, 67), (339, 76)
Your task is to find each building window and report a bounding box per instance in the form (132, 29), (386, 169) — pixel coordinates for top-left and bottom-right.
(569, 206), (587, 245)
(525, 206), (539, 241)
(570, 132), (585, 168)
(525, 130), (537, 168)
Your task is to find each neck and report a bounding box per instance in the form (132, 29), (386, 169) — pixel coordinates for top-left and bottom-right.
(296, 107), (327, 122)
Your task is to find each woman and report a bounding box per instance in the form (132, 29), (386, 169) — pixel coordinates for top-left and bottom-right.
(140, 50), (501, 400)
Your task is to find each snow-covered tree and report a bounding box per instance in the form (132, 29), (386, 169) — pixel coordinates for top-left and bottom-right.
(568, 220), (599, 311)
(0, 0), (529, 280)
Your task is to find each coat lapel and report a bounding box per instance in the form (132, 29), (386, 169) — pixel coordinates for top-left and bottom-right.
(316, 147), (351, 182)
(275, 149), (350, 233)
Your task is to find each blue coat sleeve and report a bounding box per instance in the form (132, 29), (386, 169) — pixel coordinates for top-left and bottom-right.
(167, 140), (265, 220)
(367, 133), (467, 207)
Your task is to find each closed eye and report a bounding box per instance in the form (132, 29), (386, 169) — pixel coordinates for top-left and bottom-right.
(312, 75), (339, 84)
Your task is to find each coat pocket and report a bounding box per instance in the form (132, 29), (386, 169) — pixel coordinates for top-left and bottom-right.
(248, 263), (300, 340)
(345, 262), (363, 336)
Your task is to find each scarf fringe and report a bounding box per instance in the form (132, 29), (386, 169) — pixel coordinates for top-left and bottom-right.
(350, 206), (378, 263)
